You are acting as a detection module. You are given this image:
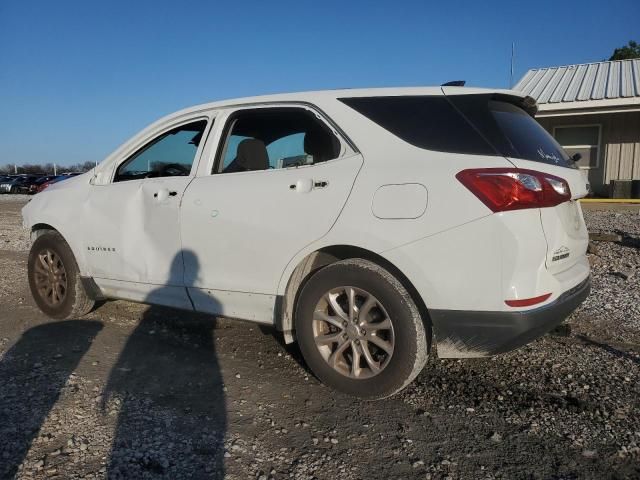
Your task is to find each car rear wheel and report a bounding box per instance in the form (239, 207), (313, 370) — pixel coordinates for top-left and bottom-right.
(295, 258), (428, 399)
(28, 231), (95, 319)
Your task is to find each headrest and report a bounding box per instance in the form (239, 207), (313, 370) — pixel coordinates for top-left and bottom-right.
(236, 138), (269, 171)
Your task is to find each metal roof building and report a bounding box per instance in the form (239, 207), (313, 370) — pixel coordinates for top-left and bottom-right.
(515, 59), (640, 196)
(515, 59), (640, 114)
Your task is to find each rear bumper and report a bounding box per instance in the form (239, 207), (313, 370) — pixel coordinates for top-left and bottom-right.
(430, 276), (591, 358)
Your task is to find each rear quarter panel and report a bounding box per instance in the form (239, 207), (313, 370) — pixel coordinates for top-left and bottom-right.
(277, 98), (514, 299)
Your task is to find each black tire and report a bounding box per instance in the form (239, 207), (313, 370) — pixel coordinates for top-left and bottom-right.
(28, 231), (95, 319)
(295, 258), (428, 399)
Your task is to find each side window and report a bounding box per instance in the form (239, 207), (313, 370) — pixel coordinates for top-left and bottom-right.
(115, 120), (208, 182)
(217, 108), (340, 173)
(339, 96), (496, 156)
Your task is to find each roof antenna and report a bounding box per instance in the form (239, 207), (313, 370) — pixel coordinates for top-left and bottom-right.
(510, 42), (515, 88)
(441, 80), (466, 87)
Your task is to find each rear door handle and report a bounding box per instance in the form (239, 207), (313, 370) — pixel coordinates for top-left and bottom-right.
(289, 179), (328, 193)
(153, 189), (178, 200)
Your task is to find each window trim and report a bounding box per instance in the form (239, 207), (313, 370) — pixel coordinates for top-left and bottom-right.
(111, 116), (212, 183)
(211, 104), (351, 175)
(552, 124), (602, 170)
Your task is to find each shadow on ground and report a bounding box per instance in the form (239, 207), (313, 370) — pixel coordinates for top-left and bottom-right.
(103, 250), (227, 479)
(0, 320), (103, 478)
(576, 334), (640, 365)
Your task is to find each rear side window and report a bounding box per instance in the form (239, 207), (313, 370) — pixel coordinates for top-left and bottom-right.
(339, 95), (573, 167)
(339, 96), (495, 155)
(216, 108), (341, 173)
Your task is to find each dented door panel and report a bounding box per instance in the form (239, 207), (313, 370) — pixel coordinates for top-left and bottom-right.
(84, 177), (192, 285)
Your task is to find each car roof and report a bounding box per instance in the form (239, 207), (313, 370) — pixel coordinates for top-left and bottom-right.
(95, 86), (532, 172)
(162, 86), (528, 120)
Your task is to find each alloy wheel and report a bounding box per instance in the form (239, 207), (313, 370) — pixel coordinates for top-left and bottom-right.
(33, 248), (68, 307)
(312, 286), (395, 379)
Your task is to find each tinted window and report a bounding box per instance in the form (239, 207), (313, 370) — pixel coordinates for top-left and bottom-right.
(217, 108), (340, 173)
(340, 95), (575, 167)
(339, 96), (496, 155)
(449, 96), (572, 167)
(115, 120), (207, 182)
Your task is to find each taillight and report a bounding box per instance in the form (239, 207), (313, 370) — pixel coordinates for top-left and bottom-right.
(456, 168), (571, 212)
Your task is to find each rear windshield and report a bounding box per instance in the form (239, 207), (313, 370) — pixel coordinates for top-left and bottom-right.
(339, 94), (573, 167)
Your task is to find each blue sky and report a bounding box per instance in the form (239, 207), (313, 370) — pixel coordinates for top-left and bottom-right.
(1, 0), (638, 166)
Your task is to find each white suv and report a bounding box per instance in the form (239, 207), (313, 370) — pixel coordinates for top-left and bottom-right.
(22, 87), (590, 398)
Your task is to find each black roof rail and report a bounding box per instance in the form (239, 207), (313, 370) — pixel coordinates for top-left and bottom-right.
(441, 80), (466, 87)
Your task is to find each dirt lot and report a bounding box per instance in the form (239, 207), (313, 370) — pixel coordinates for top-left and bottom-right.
(1, 196), (639, 480)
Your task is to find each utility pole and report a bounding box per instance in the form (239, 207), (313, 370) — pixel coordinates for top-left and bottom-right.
(510, 42), (515, 88)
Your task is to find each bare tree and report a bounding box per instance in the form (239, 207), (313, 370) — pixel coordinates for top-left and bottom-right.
(0, 162), (96, 175)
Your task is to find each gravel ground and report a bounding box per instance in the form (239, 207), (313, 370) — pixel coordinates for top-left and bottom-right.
(0, 195), (31, 252)
(578, 209), (640, 333)
(0, 195), (638, 480)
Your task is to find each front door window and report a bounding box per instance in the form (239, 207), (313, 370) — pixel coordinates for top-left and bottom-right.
(115, 120), (207, 181)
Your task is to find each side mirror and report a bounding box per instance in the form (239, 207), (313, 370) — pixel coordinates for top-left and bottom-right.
(570, 152), (582, 163)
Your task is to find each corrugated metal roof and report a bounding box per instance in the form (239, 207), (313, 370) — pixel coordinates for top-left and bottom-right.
(514, 59), (640, 105)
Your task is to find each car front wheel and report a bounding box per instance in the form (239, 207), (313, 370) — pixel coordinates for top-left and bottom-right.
(28, 231), (95, 319)
(295, 258), (428, 399)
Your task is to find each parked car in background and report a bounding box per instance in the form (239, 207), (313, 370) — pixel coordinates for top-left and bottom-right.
(0, 176), (17, 193)
(0, 175), (41, 194)
(36, 173), (82, 193)
(35, 177), (60, 193)
(28, 176), (58, 194)
(22, 87), (591, 398)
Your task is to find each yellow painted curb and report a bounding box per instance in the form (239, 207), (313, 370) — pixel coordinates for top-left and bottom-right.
(579, 199), (640, 204)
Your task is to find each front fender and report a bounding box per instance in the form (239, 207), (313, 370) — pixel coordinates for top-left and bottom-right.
(22, 177), (92, 276)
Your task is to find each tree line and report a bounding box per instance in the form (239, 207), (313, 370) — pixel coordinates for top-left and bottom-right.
(609, 40), (640, 61)
(0, 161), (96, 175)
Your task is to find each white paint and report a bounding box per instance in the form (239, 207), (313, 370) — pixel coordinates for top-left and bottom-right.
(371, 183), (428, 219)
(187, 288), (275, 324)
(180, 153), (363, 295)
(82, 176), (192, 285)
(95, 277), (192, 310)
(21, 86), (590, 331)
